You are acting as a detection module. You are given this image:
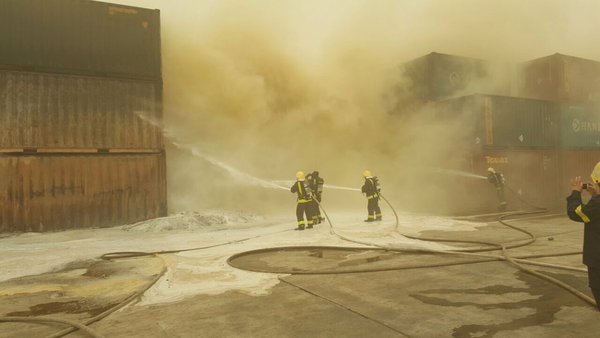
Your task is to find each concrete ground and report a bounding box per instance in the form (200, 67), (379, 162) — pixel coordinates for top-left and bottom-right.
(1, 211), (599, 337)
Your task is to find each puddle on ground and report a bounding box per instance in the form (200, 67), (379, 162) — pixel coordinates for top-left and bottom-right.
(0, 256), (163, 319)
(409, 270), (590, 338)
(229, 247), (485, 273)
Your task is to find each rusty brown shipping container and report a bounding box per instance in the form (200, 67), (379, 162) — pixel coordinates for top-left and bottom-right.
(0, 70), (163, 150)
(0, 0), (161, 80)
(0, 152), (167, 232)
(468, 149), (561, 209)
(519, 53), (600, 103)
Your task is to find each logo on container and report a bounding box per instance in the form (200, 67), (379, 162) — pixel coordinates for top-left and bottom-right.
(572, 118), (600, 133)
(572, 118), (581, 133)
(449, 72), (463, 87)
(485, 156), (509, 164)
(109, 6), (139, 15)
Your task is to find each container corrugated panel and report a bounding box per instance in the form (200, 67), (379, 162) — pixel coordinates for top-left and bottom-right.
(559, 104), (600, 148)
(477, 95), (559, 148)
(436, 94), (559, 148)
(559, 150), (600, 197)
(400, 53), (491, 102)
(0, 70), (163, 149)
(470, 149), (561, 209)
(0, 152), (167, 232)
(519, 54), (600, 103)
(430, 53), (490, 99)
(0, 0), (161, 80)
(399, 54), (433, 102)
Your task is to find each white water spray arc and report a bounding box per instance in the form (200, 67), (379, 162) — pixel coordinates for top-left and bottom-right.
(136, 111), (361, 192)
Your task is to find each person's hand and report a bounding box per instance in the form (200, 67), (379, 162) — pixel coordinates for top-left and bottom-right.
(571, 176), (583, 192)
(587, 182), (599, 196)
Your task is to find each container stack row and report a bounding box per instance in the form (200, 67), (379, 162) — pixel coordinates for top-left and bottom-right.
(401, 52), (600, 211)
(0, 0), (167, 232)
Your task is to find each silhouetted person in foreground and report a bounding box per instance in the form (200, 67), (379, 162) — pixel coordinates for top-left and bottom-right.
(567, 162), (600, 311)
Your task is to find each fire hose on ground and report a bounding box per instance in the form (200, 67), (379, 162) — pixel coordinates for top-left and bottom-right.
(1, 186), (595, 337)
(0, 229), (293, 338)
(312, 191), (596, 307)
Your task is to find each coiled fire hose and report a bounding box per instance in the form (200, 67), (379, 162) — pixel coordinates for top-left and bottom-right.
(0, 229), (293, 338)
(2, 184), (595, 338)
(313, 192), (596, 308)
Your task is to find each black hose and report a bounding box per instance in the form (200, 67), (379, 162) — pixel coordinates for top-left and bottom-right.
(1, 228), (294, 338)
(100, 228), (292, 260)
(0, 316), (107, 338)
(377, 192), (596, 308)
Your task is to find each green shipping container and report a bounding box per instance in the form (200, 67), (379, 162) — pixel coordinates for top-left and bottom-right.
(436, 94), (559, 148)
(399, 52), (510, 102)
(559, 104), (600, 148)
(0, 0), (161, 80)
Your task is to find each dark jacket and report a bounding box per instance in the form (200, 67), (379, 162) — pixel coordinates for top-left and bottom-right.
(487, 172), (505, 188)
(361, 177), (379, 197)
(567, 190), (600, 268)
(307, 176), (324, 196)
(290, 180), (312, 202)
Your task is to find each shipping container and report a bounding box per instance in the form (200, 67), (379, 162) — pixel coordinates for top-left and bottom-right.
(519, 53), (600, 103)
(469, 149), (561, 209)
(397, 52), (511, 105)
(422, 148), (560, 214)
(0, 70), (163, 150)
(435, 94), (559, 148)
(0, 152), (167, 232)
(0, 0), (161, 80)
(558, 103), (600, 148)
(558, 150), (600, 198)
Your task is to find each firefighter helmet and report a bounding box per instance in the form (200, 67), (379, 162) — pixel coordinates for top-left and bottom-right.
(296, 171), (305, 180)
(362, 170), (372, 177)
(591, 162), (600, 183)
(487, 167), (496, 173)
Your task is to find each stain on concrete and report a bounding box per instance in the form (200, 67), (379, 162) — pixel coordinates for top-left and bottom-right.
(7, 300), (117, 317)
(410, 270), (590, 337)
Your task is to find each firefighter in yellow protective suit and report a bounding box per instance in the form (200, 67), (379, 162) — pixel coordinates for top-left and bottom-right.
(361, 170), (382, 222)
(487, 167), (507, 211)
(290, 171), (314, 230)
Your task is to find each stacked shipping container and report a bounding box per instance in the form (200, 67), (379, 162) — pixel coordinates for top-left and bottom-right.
(414, 53), (600, 211)
(397, 52), (513, 113)
(0, 154), (167, 232)
(0, 0), (162, 79)
(0, 70), (163, 149)
(435, 94), (561, 210)
(0, 0), (166, 232)
(519, 53), (600, 103)
(520, 54), (600, 203)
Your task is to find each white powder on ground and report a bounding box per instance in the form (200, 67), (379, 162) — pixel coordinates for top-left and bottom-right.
(0, 210), (483, 306)
(123, 210), (263, 232)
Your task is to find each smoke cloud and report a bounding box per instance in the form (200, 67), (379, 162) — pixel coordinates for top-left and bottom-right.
(111, 0), (600, 214)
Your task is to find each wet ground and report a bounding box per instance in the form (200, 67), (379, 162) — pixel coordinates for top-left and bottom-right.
(1, 212), (599, 337)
